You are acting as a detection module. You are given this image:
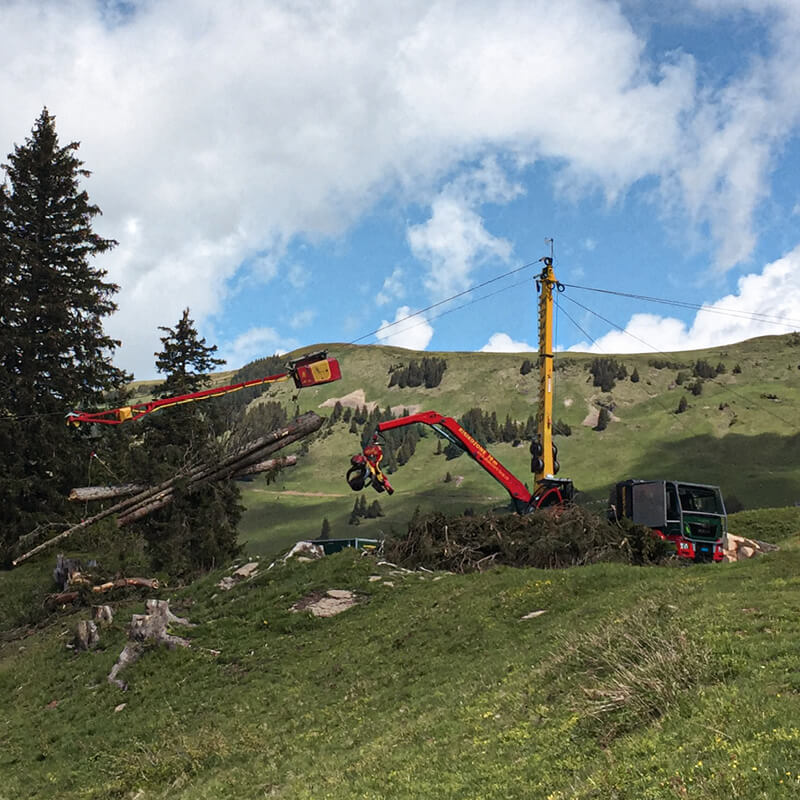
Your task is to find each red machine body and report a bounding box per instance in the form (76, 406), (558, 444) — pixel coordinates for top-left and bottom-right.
(67, 351), (341, 426)
(346, 410), (573, 513)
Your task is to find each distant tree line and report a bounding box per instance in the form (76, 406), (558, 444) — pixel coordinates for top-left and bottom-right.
(589, 358), (628, 392)
(221, 354), (285, 416)
(348, 494), (384, 525)
(388, 357), (447, 389)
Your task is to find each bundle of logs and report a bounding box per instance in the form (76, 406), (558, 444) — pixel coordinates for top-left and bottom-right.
(13, 412), (323, 566)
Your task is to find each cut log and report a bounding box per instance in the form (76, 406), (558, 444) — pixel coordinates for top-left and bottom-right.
(69, 456), (297, 503)
(13, 414), (321, 566)
(46, 577), (160, 606)
(69, 484), (145, 502)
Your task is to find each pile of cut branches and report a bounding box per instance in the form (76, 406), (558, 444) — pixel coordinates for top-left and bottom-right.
(383, 506), (672, 572)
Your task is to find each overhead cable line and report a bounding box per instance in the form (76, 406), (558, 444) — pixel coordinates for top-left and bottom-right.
(562, 282), (800, 331)
(560, 293), (797, 430)
(350, 259), (541, 345)
(365, 276), (533, 344)
(554, 300), (703, 438)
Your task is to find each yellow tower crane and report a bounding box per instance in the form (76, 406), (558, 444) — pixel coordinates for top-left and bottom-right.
(530, 250), (575, 508)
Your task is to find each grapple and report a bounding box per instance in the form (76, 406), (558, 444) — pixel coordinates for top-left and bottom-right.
(346, 441), (393, 494)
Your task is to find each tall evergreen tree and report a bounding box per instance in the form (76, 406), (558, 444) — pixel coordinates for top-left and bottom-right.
(0, 109), (128, 554)
(134, 309), (240, 576)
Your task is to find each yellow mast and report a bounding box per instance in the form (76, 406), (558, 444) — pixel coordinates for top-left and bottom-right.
(534, 255), (558, 484)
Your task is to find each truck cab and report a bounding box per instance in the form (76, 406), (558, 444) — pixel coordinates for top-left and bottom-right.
(610, 479), (727, 562)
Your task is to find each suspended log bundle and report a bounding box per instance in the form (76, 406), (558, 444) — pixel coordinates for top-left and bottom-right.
(68, 456), (297, 503)
(13, 413), (322, 566)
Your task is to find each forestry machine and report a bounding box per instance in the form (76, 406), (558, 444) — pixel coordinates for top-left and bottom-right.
(609, 479), (727, 563)
(66, 350), (342, 426)
(346, 256), (575, 512)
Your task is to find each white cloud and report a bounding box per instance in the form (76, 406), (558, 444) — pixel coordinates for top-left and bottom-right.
(1, 0), (798, 374)
(376, 267), (406, 306)
(568, 245), (800, 353)
(217, 327), (299, 371)
(407, 158), (520, 299)
(289, 309), (316, 330)
(375, 306), (434, 350)
(480, 333), (535, 353)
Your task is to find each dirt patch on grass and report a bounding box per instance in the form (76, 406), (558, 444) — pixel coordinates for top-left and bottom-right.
(582, 407), (600, 427)
(390, 404), (422, 416)
(319, 388), (378, 412)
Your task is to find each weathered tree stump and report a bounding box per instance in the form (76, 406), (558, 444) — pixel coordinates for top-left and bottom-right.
(92, 605), (113, 626)
(107, 600), (193, 690)
(74, 620), (99, 651)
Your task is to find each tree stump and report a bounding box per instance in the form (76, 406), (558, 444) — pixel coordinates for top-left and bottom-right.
(74, 620), (99, 650)
(107, 600), (192, 690)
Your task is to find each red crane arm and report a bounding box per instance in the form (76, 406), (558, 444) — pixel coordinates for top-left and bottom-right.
(376, 411), (533, 509)
(67, 351), (341, 426)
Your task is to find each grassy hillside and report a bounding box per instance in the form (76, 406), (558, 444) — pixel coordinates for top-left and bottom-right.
(235, 334), (800, 555)
(1, 509), (799, 799)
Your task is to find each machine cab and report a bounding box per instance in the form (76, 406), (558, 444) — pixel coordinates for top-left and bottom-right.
(611, 479), (727, 562)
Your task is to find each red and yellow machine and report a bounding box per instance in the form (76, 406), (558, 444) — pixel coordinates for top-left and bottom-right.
(67, 350), (341, 426)
(346, 255), (575, 512)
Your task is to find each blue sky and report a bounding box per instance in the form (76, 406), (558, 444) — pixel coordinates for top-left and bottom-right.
(2, 0), (800, 379)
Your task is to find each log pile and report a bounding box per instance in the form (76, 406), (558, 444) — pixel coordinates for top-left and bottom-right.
(13, 413), (322, 566)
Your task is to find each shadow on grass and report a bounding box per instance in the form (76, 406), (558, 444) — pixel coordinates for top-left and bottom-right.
(601, 430), (800, 510)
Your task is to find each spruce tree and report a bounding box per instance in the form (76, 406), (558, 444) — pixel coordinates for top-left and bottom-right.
(134, 309), (240, 576)
(0, 109), (128, 553)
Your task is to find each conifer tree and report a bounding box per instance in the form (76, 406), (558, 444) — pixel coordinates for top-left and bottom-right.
(134, 309), (241, 576)
(0, 109), (128, 553)
(320, 518), (331, 539)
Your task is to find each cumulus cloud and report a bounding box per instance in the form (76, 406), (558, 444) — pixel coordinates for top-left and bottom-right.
(407, 158), (520, 298)
(290, 309), (316, 330)
(216, 327), (299, 371)
(375, 306), (434, 350)
(376, 267), (406, 306)
(1, 0), (798, 375)
(568, 245), (800, 354)
(480, 333), (535, 353)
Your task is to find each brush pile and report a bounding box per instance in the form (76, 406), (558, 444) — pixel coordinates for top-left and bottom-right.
(383, 505), (672, 572)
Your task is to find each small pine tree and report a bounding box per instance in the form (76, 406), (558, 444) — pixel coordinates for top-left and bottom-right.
(136, 310), (240, 576)
(630, 367), (640, 383)
(733, 363), (742, 374)
(690, 379), (704, 396)
(594, 407), (611, 431)
(320, 518), (331, 539)
(676, 396), (688, 414)
(444, 471), (453, 483)
(553, 419), (572, 437)
(520, 359), (534, 375)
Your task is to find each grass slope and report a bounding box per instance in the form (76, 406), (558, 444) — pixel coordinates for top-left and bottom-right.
(1, 510), (799, 799)
(237, 335), (800, 555)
